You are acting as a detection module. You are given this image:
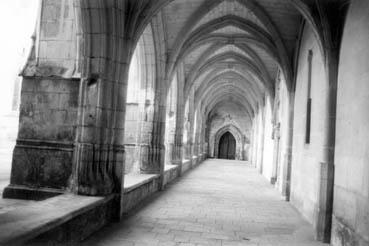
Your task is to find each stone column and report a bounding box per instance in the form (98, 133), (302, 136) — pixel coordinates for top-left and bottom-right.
(4, 1), (125, 200)
(139, 98), (157, 174)
(186, 91), (195, 162)
(72, 3), (128, 198)
(283, 91), (295, 200)
(193, 114), (202, 157)
(172, 70), (185, 166)
(198, 121), (205, 161)
(271, 123), (281, 184)
(139, 78), (166, 175)
(164, 109), (176, 166)
(315, 47), (338, 243)
(253, 109), (262, 168)
(250, 119), (257, 165)
(172, 117), (184, 165)
(256, 102), (266, 174)
(3, 75), (80, 199)
(191, 111), (202, 164)
(202, 120), (207, 158)
(73, 76), (126, 196)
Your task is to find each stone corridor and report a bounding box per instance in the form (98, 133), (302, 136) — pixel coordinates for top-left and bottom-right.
(84, 160), (326, 246)
(2, 1), (369, 245)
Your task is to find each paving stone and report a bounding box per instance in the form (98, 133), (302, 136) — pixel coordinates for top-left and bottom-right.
(84, 160), (328, 246)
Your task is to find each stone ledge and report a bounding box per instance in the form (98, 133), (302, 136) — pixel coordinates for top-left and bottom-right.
(124, 174), (160, 193)
(163, 165), (180, 187)
(3, 185), (64, 201)
(122, 174), (161, 213)
(0, 194), (115, 245)
(164, 164), (178, 172)
(0, 159), (206, 244)
(181, 159), (192, 174)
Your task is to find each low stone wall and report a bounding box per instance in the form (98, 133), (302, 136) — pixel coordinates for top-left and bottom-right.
(181, 159), (192, 174)
(122, 165), (182, 214)
(192, 156), (199, 166)
(2, 159), (206, 245)
(122, 175), (160, 214)
(29, 196), (117, 244)
(0, 194), (117, 245)
(163, 165), (180, 187)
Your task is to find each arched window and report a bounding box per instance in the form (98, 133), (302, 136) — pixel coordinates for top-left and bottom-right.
(164, 74), (178, 165)
(123, 24), (156, 174)
(126, 48), (140, 104)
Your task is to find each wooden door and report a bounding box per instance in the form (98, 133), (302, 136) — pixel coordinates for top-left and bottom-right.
(218, 132), (236, 160)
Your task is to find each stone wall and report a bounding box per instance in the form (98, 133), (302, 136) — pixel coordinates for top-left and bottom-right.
(30, 0), (79, 77)
(290, 23), (328, 227)
(9, 77), (78, 191)
(332, 1), (369, 245)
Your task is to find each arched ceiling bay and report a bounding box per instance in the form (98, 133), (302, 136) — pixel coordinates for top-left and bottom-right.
(130, 0), (327, 127)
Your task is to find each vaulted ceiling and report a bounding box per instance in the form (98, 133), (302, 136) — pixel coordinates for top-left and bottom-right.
(132, 0), (324, 124)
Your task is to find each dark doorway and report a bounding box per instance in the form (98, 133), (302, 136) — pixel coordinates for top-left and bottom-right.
(218, 132), (236, 160)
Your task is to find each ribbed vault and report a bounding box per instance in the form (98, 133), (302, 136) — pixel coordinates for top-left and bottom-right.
(66, 0), (338, 179)
(121, 0), (329, 164)
(134, 1), (304, 141)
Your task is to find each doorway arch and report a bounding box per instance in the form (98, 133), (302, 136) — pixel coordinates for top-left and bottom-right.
(218, 132), (236, 160)
(212, 124), (246, 160)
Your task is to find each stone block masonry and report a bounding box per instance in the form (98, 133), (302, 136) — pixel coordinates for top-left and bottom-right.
(3, 77), (79, 198)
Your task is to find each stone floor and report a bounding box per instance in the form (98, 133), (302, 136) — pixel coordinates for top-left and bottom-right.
(84, 159), (327, 246)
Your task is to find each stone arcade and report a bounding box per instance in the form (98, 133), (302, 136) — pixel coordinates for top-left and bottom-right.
(0, 0), (368, 245)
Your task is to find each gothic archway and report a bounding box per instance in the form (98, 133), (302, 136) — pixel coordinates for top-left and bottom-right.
(218, 132), (236, 160)
(213, 124), (246, 160)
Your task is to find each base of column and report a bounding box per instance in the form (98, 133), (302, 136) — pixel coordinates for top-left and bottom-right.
(140, 145), (163, 175)
(3, 184), (64, 201)
(8, 142), (74, 195)
(331, 215), (368, 246)
(315, 162), (334, 242)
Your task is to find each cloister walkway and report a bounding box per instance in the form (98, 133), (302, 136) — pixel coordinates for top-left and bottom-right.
(84, 160), (327, 246)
